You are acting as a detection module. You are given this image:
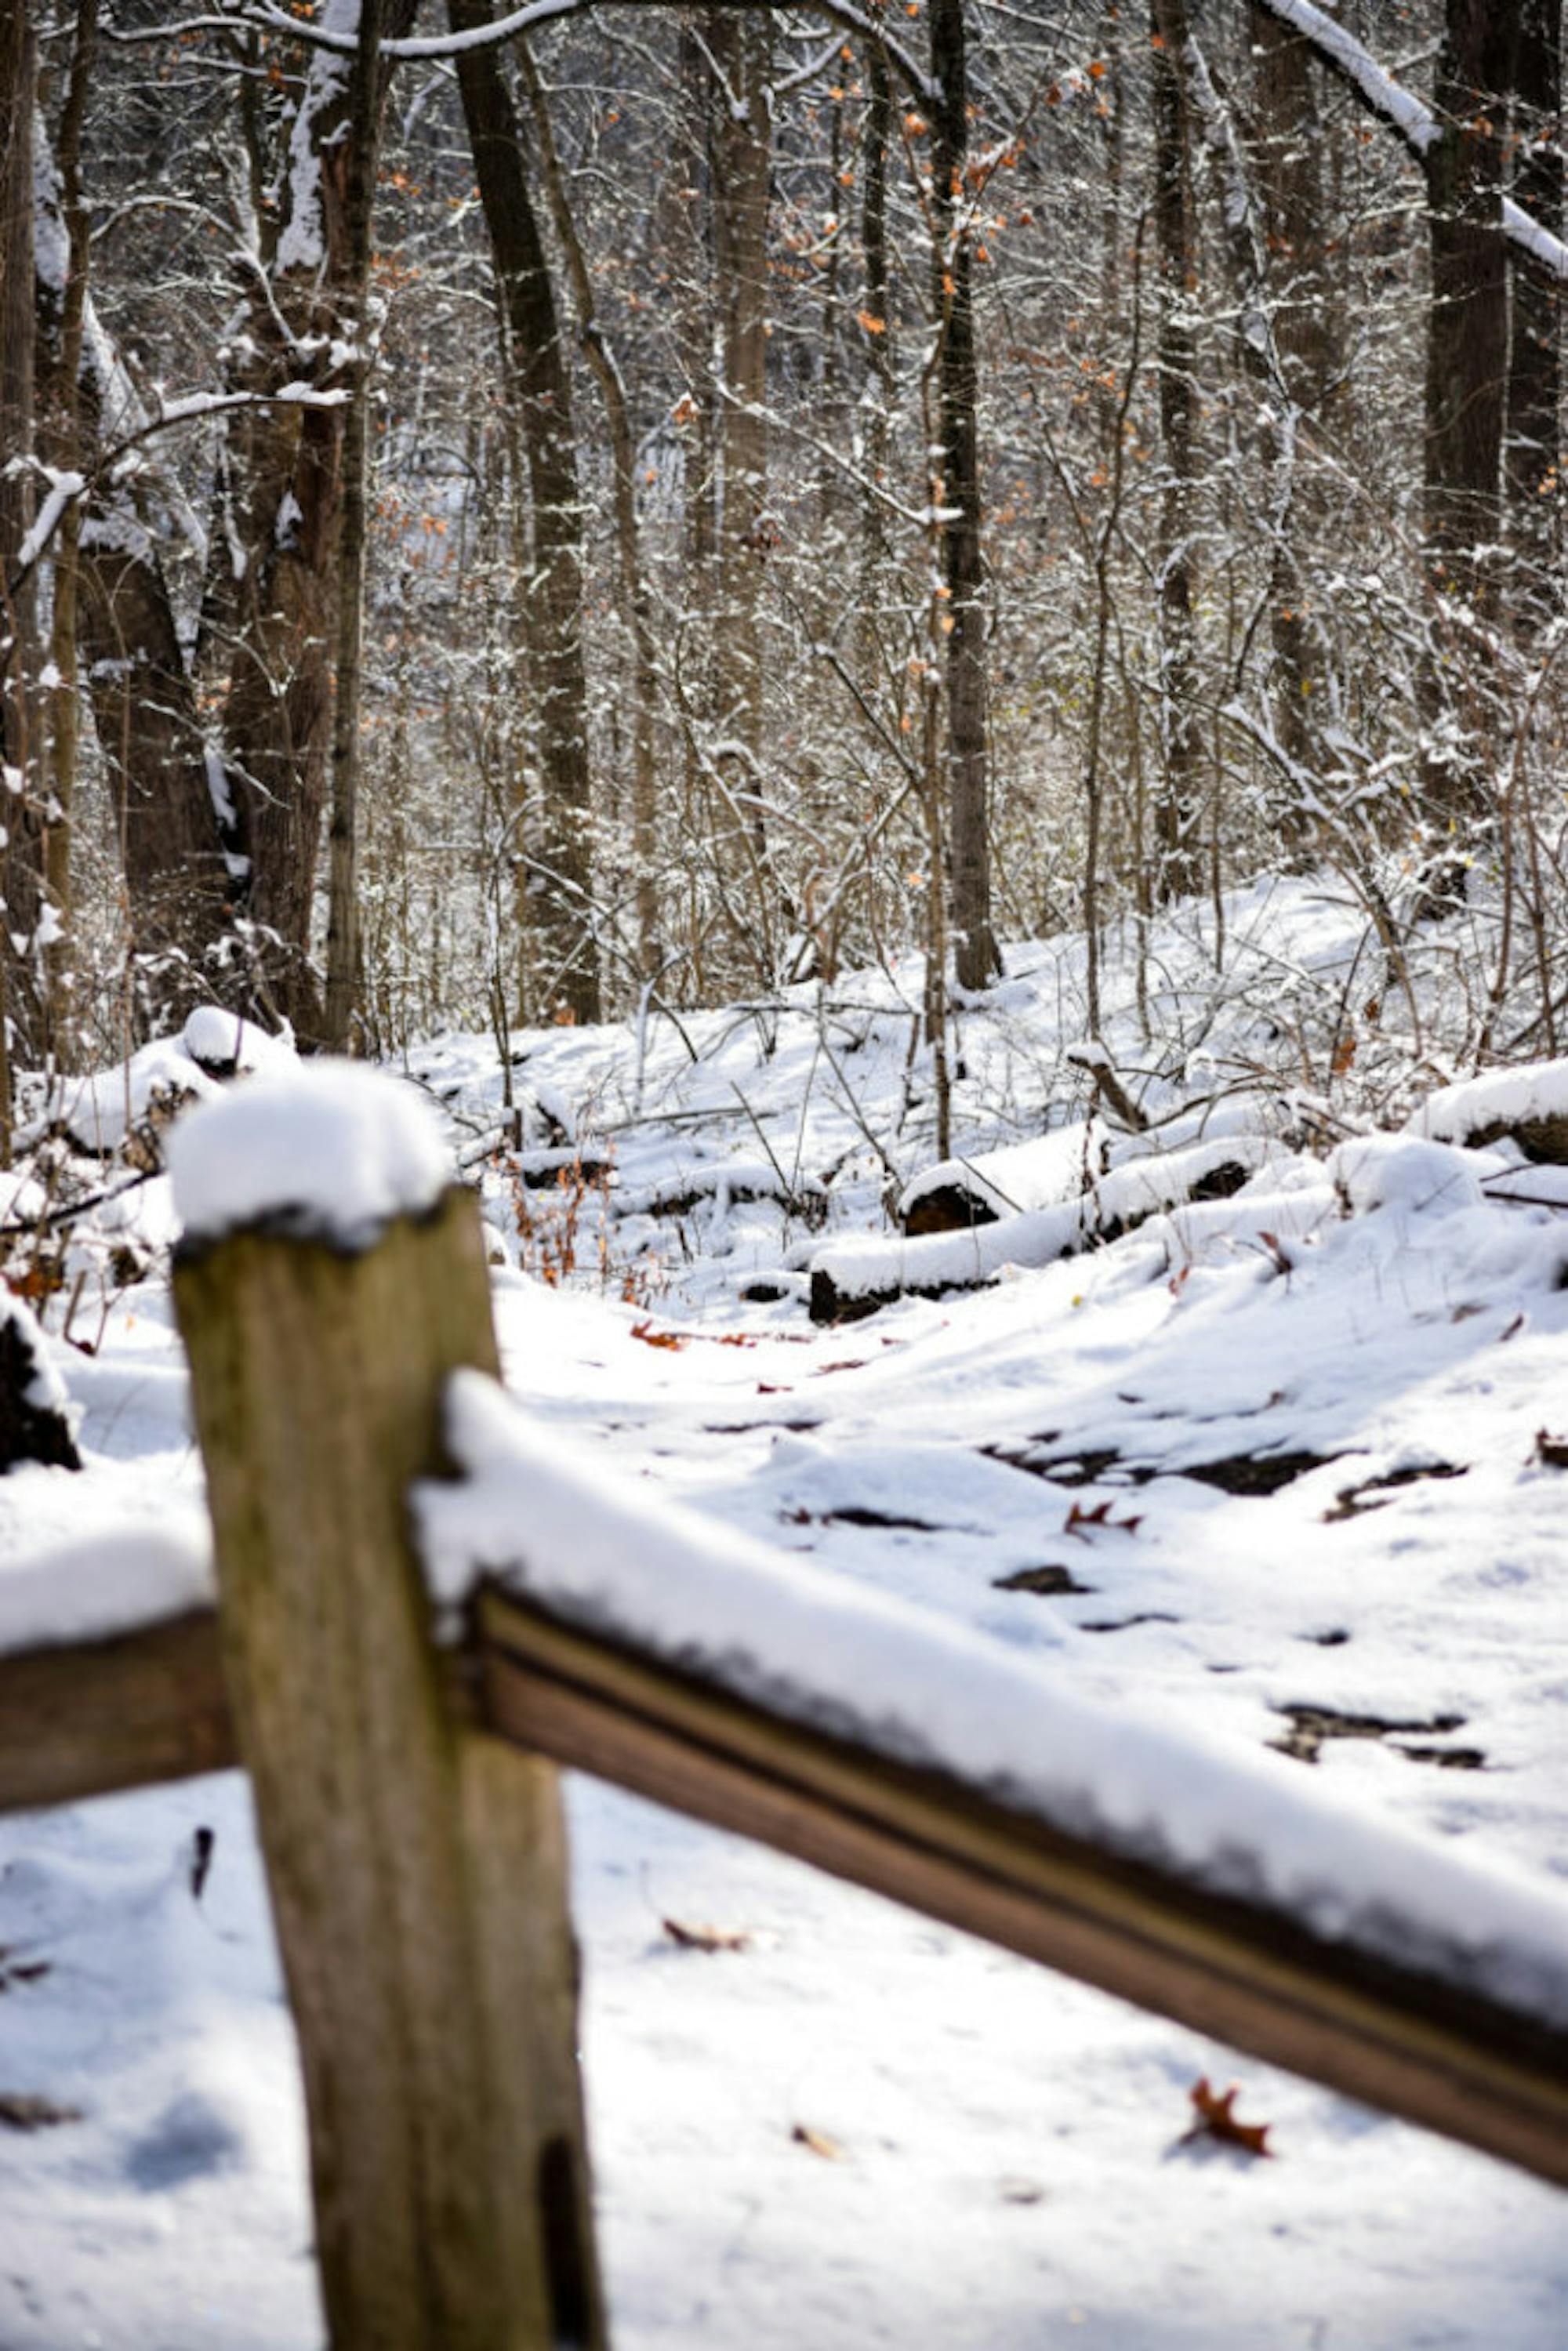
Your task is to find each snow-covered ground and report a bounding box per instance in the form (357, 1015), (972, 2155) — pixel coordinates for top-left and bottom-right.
(2, 874), (1567, 2348)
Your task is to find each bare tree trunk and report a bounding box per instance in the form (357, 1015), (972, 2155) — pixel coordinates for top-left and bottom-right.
(1092, 2), (1125, 473)
(78, 541), (230, 998)
(37, 0), (95, 1068)
(1249, 1), (1338, 800)
(1149, 0), (1204, 902)
(856, 18), (897, 700)
(0, 1), (42, 1124)
(818, 83), (845, 539)
(931, 0), (999, 988)
(1425, 2), (1515, 611)
(1418, 0), (1518, 842)
(708, 7), (773, 869)
(450, 0), (601, 1026)
(517, 39), (661, 982)
(666, 24), (718, 990)
(220, 386), (339, 1036)
(1505, 0), (1562, 625)
(324, 0), (387, 1052)
(221, 6), (414, 1040)
(36, 64), (231, 1036)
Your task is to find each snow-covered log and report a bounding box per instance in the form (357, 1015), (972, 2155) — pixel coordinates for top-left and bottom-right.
(898, 1122), (1104, 1235)
(612, 1155), (827, 1226)
(816, 1135), (1280, 1321)
(1409, 1059), (1568, 1164)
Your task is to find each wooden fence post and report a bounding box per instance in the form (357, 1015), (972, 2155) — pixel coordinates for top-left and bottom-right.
(173, 1185), (606, 2351)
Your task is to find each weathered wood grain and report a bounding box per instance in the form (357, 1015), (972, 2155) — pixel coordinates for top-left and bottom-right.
(174, 1187), (604, 2351)
(0, 1609), (233, 1814)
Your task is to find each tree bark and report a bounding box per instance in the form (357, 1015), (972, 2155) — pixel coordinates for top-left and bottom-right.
(78, 539), (233, 1000)
(1149, 0), (1204, 902)
(666, 24), (718, 992)
(323, 0), (387, 1052)
(708, 7), (774, 871)
(858, 20), (894, 663)
(517, 37), (661, 983)
(450, 0), (601, 1027)
(36, 0), (96, 1066)
(221, 6), (413, 1039)
(1418, 0), (1518, 840)
(35, 100), (234, 1036)
(1250, 9), (1340, 412)
(1504, 0), (1562, 622)
(0, 0), (42, 1123)
(930, 0), (999, 988)
(1248, 2), (1338, 798)
(1423, 2), (1515, 608)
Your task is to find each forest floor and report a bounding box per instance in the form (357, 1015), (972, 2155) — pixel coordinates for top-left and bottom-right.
(2, 870), (1567, 2349)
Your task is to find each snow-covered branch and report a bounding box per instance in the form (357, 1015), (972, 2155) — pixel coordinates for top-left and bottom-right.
(1252, 0), (1438, 159)
(14, 469), (86, 577)
(4, 388), (350, 593)
(1252, 0), (1568, 283)
(252, 0), (936, 102)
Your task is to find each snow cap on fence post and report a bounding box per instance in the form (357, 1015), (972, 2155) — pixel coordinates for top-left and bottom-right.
(169, 1059), (606, 2351)
(166, 1058), (451, 1248)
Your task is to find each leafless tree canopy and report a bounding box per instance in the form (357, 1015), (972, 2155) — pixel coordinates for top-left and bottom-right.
(0, 0), (1562, 1103)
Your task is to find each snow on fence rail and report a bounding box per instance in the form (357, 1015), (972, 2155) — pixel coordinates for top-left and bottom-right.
(2, 1067), (1566, 2350)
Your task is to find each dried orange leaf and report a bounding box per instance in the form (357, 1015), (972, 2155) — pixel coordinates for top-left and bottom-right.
(630, 1319), (687, 1351)
(1187, 2076), (1273, 2157)
(663, 1917), (753, 1954)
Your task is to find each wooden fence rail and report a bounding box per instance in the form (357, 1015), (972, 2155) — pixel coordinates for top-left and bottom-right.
(2, 1153), (1566, 2350)
(478, 1588), (1568, 2195)
(5, 1572), (1567, 2200)
(0, 1607), (233, 1813)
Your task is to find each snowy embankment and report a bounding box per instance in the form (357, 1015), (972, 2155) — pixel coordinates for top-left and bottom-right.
(4, 876), (1568, 2348)
(17, 1047), (1568, 2029)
